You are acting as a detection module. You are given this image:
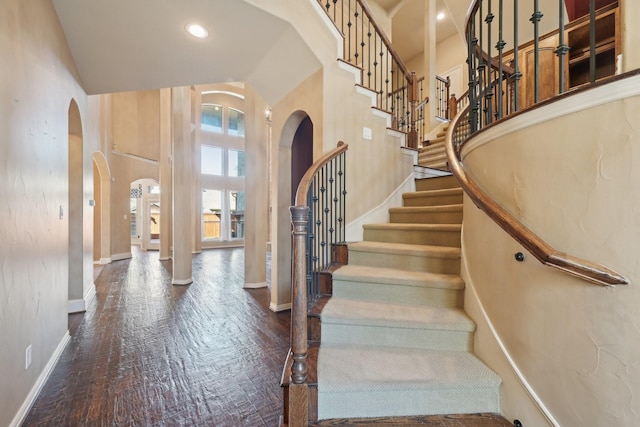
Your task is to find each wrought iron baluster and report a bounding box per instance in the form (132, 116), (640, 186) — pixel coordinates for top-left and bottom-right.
(347, 0), (352, 61)
(531, 0), (543, 103)
(589, 0), (596, 83)
(496, 0), (505, 119)
(367, 21), (372, 87)
(485, 0), (494, 123)
(513, 0), (521, 111)
(556, 0), (569, 93)
(354, 3), (359, 65)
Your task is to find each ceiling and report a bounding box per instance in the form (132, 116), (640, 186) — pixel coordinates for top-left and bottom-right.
(51, 0), (466, 99)
(370, 0), (462, 61)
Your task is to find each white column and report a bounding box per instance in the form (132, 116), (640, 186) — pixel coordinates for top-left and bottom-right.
(243, 85), (269, 289)
(622, 1), (640, 73)
(171, 86), (193, 285)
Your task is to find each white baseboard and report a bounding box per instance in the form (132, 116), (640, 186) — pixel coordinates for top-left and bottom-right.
(244, 282), (267, 289)
(9, 331), (71, 427)
(110, 252), (131, 262)
(269, 302), (291, 312)
(67, 283), (97, 313)
(172, 278), (193, 285)
(99, 257), (112, 265)
(159, 256), (172, 261)
(84, 283), (97, 308)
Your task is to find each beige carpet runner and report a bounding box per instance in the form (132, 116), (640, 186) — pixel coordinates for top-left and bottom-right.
(316, 170), (502, 420)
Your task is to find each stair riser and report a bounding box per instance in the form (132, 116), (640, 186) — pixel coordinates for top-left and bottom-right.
(321, 324), (473, 352)
(332, 280), (464, 309)
(419, 152), (446, 162)
(420, 146), (445, 156)
(389, 211), (463, 224)
(318, 388), (500, 420)
(420, 162), (449, 170)
(364, 228), (461, 247)
(403, 194), (462, 207)
(415, 175), (459, 191)
(348, 251), (460, 275)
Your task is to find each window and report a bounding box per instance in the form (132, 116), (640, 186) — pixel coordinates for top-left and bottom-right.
(229, 191), (245, 239)
(201, 145), (223, 175)
(228, 108), (245, 137)
(201, 104), (223, 133)
(202, 189), (222, 239)
(228, 149), (245, 177)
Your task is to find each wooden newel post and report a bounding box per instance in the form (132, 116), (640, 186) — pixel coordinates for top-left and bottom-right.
(449, 94), (458, 120)
(289, 205), (310, 426)
(408, 71), (419, 149)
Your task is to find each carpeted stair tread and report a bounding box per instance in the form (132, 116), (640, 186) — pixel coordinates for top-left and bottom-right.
(389, 204), (463, 224)
(317, 345), (501, 419)
(348, 241), (461, 259)
(363, 223), (461, 232)
(318, 345), (500, 393)
(414, 174), (459, 191)
(321, 298), (474, 332)
(347, 241), (461, 274)
(420, 152), (448, 162)
(363, 224), (461, 247)
(403, 188), (462, 199)
(333, 264), (464, 290)
(389, 204), (462, 212)
(420, 143), (445, 154)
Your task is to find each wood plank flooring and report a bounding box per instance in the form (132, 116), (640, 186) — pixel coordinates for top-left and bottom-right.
(23, 247), (290, 426)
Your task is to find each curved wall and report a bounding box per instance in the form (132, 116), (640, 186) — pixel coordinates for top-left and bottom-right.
(460, 76), (640, 426)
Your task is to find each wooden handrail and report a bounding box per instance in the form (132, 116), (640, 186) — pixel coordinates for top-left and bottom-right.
(445, 106), (628, 286)
(295, 141), (348, 206)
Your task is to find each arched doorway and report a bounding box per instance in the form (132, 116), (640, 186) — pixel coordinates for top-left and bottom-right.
(270, 111), (314, 311)
(291, 116), (314, 204)
(68, 100), (84, 313)
(130, 178), (161, 252)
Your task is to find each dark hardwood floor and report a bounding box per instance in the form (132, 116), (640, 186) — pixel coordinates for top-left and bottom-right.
(23, 247), (290, 427)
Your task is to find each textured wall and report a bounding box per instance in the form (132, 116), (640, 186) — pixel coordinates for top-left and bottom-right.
(0, 0), (100, 424)
(461, 81), (640, 426)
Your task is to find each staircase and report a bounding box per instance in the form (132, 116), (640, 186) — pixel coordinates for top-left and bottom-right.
(418, 124), (450, 170)
(312, 173), (510, 424)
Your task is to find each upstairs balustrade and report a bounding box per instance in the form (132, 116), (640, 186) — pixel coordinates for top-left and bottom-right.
(318, 0), (453, 147)
(447, 0), (627, 287)
(458, 0), (619, 142)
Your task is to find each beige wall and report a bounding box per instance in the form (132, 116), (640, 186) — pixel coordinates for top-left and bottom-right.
(460, 78), (640, 426)
(268, 50), (415, 309)
(0, 0), (101, 425)
(270, 69), (325, 310)
(106, 92), (160, 258)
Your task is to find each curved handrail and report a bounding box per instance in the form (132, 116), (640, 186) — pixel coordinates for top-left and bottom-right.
(445, 106), (628, 286)
(295, 141), (348, 206)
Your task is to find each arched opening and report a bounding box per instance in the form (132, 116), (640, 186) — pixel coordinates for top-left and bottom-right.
(93, 151), (111, 264)
(270, 111), (314, 311)
(130, 178), (161, 252)
(290, 116), (314, 204)
(68, 100), (84, 313)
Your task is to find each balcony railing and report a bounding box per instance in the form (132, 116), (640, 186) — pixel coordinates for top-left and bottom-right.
(446, 0), (627, 287)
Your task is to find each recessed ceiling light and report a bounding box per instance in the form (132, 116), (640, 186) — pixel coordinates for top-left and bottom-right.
(185, 23), (209, 39)
(437, 12), (446, 21)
